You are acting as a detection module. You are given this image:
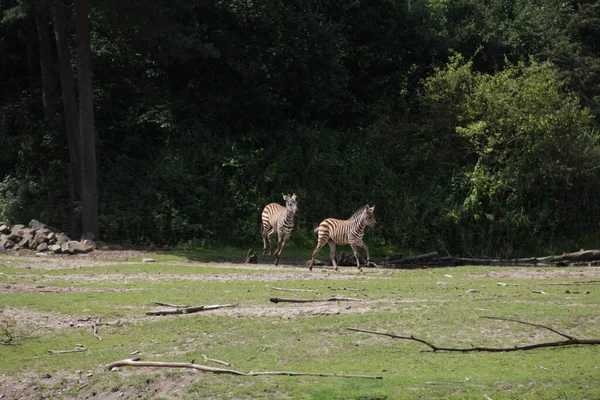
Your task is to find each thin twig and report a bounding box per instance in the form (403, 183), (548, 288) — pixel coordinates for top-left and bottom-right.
(347, 320), (600, 353)
(92, 324), (102, 341)
(479, 316), (575, 340)
(202, 354), (231, 366)
(270, 297), (361, 304)
(105, 358), (382, 379)
(49, 345), (87, 354)
(151, 301), (189, 308)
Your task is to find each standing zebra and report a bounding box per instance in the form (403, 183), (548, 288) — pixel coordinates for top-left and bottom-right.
(261, 193), (298, 266)
(307, 205), (376, 272)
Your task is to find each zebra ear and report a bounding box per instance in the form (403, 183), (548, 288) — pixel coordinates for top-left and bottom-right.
(370, 205), (375, 212)
(282, 193), (287, 200)
(292, 193), (297, 200)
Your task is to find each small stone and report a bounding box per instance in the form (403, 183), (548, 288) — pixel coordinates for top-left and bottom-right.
(143, 258), (155, 263)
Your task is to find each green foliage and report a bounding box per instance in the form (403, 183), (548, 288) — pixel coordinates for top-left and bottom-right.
(1, 0), (600, 256)
(422, 56), (600, 256)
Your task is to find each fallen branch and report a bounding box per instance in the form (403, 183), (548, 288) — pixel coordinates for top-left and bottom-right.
(348, 316), (600, 352)
(151, 301), (189, 308)
(105, 358), (382, 379)
(92, 324), (102, 341)
(49, 345), (87, 354)
(202, 354), (231, 366)
(545, 280), (600, 286)
(270, 297), (361, 304)
(380, 249), (600, 268)
(146, 304), (237, 316)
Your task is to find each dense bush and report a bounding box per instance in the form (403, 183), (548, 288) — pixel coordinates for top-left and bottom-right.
(1, 0), (600, 256)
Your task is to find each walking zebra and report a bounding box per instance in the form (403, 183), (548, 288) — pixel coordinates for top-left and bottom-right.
(261, 193), (298, 266)
(307, 205), (376, 272)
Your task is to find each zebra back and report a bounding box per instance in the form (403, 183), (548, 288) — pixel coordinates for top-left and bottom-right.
(317, 205), (376, 245)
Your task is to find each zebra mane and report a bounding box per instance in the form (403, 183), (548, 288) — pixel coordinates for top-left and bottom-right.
(349, 205), (369, 220)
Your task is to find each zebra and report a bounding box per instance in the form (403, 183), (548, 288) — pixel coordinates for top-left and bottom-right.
(307, 204), (376, 272)
(261, 193), (298, 266)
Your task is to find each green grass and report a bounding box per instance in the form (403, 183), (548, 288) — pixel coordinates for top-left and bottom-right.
(1, 251), (599, 399)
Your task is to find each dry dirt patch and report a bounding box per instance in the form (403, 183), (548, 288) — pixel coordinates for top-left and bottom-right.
(464, 268), (600, 279)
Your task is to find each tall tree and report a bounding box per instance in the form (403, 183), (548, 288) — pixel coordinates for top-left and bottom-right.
(75, 0), (99, 238)
(53, 0), (80, 237)
(36, 7), (54, 117)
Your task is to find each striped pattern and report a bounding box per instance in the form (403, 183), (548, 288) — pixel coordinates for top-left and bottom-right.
(261, 193), (298, 266)
(307, 205), (376, 271)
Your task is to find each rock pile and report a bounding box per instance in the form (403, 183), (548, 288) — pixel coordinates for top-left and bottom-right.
(0, 219), (94, 254)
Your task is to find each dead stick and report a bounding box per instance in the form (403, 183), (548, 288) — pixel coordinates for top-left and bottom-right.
(147, 304), (237, 316)
(202, 354), (231, 366)
(347, 326), (600, 352)
(49, 346), (87, 354)
(92, 324), (102, 341)
(479, 316), (576, 340)
(151, 301), (189, 308)
(105, 358), (381, 379)
(270, 297), (360, 304)
(545, 280), (600, 286)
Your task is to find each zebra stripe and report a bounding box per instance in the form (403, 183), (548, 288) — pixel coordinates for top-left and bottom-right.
(261, 193), (298, 266)
(307, 205), (376, 272)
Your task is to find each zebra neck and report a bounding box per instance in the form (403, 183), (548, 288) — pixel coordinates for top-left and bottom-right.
(283, 209), (296, 226)
(350, 218), (366, 235)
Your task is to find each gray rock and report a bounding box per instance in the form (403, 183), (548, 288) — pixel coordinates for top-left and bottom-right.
(18, 232), (34, 248)
(10, 224), (25, 235)
(0, 224), (9, 234)
(1, 238), (15, 249)
(29, 219), (61, 233)
(63, 240), (94, 254)
(56, 233), (70, 246)
(36, 242), (48, 251)
(48, 244), (62, 254)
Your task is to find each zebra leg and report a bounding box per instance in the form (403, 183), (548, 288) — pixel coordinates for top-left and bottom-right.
(274, 234), (287, 266)
(350, 243), (363, 272)
(308, 240), (326, 271)
(328, 241), (338, 271)
(362, 242), (372, 267)
(262, 226), (270, 256)
(266, 229), (275, 256)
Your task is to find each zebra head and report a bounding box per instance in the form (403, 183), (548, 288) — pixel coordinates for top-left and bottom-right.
(282, 193), (298, 214)
(362, 205), (377, 228)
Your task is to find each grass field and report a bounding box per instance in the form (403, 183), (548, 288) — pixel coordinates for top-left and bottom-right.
(1, 249), (599, 399)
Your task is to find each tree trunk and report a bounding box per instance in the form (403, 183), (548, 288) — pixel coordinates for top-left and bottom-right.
(25, 15), (39, 90)
(75, 0), (99, 239)
(36, 10), (54, 118)
(54, 1), (80, 238)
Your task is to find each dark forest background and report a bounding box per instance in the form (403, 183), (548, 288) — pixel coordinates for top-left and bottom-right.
(1, 0), (600, 257)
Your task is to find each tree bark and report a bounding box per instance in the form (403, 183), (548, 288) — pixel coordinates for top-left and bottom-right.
(53, 1), (80, 238)
(25, 15), (39, 90)
(75, 0), (99, 239)
(36, 10), (55, 117)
